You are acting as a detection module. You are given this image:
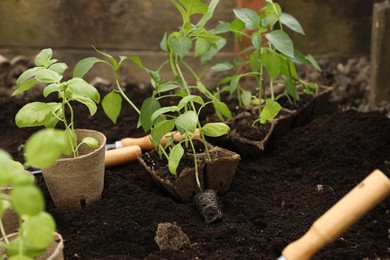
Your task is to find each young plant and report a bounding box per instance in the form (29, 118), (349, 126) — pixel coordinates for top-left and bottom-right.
(214, 0), (321, 124)
(137, 0), (231, 189)
(13, 48), (100, 159)
(0, 129), (61, 258)
(73, 47), (141, 124)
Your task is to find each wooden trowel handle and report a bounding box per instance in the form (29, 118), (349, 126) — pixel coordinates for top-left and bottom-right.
(120, 129), (201, 151)
(105, 145), (142, 168)
(281, 169), (390, 260)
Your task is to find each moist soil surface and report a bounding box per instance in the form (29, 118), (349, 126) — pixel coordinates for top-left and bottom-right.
(1, 85), (390, 260)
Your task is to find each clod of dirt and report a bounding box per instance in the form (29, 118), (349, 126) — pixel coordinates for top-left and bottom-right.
(154, 222), (191, 251)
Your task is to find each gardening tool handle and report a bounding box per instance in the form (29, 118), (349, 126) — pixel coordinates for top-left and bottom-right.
(281, 169), (390, 260)
(105, 145), (142, 168)
(120, 129), (201, 151)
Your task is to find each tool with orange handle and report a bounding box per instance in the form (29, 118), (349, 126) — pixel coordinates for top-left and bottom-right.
(105, 129), (201, 151)
(104, 145), (142, 168)
(277, 169), (390, 260)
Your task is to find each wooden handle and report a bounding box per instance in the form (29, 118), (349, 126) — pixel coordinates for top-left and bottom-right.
(120, 129), (201, 151)
(105, 145), (142, 168)
(281, 169), (390, 260)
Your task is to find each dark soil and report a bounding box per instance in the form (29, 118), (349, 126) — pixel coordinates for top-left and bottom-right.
(1, 84), (389, 260)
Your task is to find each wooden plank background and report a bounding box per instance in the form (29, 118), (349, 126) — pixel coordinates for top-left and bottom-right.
(0, 0), (383, 83)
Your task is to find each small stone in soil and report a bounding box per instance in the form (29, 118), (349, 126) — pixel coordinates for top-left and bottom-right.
(154, 222), (191, 251)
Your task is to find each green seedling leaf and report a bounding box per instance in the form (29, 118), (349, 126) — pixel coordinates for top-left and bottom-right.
(127, 56), (144, 70)
(102, 91), (122, 124)
(196, 0), (220, 28)
(151, 119), (175, 147)
(178, 95), (205, 110)
(251, 33), (262, 50)
(151, 106), (178, 122)
(241, 89), (252, 106)
(157, 83), (179, 94)
(43, 109), (63, 129)
(280, 57), (299, 80)
(262, 48), (282, 80)
(284, 78), (299, 102)
(73, 57), (104, 78)
(12, 79), (40, 96)
(201, 122), (230, 137)
(233, 8), (260, 30)
(290, 49), (308, 64)
(10, 185), (45, 216)
(260, 99), (281, 124)
(15, 67), (41, 86)
(195, 38), (211, 57)
(249, 51), (260, 72)
(140, 96), (161, 132)
(168, 143), (184, 175)
(81, 137), (99, 149)
(63, 128), (77, 156)
(5, 237), (46, 259)
(34, 48), (53, 67)
(24, 129), (66, 169)
(175, 111), (198, 134)
(229, 18), (246, 34)
(201, 38), (226, 64)
(43, 83), (63, 97)
(280, 12), (305, 35)
(264, 1), (282, 28)
(160, 33), (168, 52)
(169, 36), (192, 59)
(93, 47), (118, 69)
(305, 54), (322, 72)
(211, 62), (234, 72)
(229, 75), (241, 94)
(171, 0), (188, 22)
(49, 62), (68, 75)
(70, 95), (98, 115)
(265, 30), (294, 58)
(213, 101), (232, 119)
(35, 69), (62, 83)
(21, 212), (55, 250)
(213, 21), (231, 34)
(179, 0), (208, 17)
(15, 102), (61, 128)
(67, 78), (100, 103)
(192, 28), (221, 44)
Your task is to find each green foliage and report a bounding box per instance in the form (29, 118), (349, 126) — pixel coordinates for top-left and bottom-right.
(13, 48), (100, 158)
(213, 0), (321, 124)
(136, 0), (230, 191)
(74, 47), (141, 124)
(0, 149), (56, 259)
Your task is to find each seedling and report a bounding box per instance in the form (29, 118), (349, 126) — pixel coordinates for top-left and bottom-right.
(0, 129), (61, 258)
(13, 48), (100, 163)
(138, 0), (231, 189)
(74, 47), (141, 124)
(214, 0), (321, 124)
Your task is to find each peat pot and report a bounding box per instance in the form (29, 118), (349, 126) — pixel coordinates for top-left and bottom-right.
(138, 151), (205, 203)
(138, 142), (240, 202)
(41, 129), (106, 211)
(1, 171), (35, 233)
(0, 232), (64, 260)
(228, 111), (275, 157)
(199, 145), (241, 193)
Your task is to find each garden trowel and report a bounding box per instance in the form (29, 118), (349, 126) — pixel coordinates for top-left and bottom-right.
(105, 129), (201, 151)
(277, 169), (390, 260)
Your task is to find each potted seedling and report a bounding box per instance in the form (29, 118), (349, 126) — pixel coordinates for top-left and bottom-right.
(0, 134), (64, 259)
(12, 48), (106, 211)
(133, 0), (240, 224)
(212, 0), (332, 156)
